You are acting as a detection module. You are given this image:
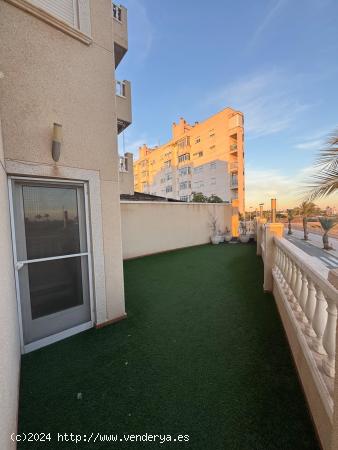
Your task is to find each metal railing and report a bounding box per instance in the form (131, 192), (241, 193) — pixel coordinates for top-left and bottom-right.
(116, 80), (126, 97)
(112, 3), (122, 21)
(119, 156), (128, 172)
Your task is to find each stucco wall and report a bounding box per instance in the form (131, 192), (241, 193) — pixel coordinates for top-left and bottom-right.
(0, 120), (20, 449)
(0, 0), (126, 324)
(120, 202), (232, 259)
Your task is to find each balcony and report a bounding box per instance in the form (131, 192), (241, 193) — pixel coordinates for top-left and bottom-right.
(116, 80), (132, 134)
(230, 178), (238, 189)
(229, 162), (238, 172)
(18, 244), (318, 449)
(112, 3), (128, 68)
(230, 143), (238, 154)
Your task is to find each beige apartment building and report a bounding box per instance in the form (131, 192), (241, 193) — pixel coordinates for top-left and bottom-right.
(134, 108), (245, 212)
(0, 0), (131, 445)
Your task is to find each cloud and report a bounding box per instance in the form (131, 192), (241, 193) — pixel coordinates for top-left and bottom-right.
(245, 165), (323, 208)
(207, 70), (309, 139)
(250, 0), (288, 47)
(118, 132), (158, 157)
(294, 125), (336, 150)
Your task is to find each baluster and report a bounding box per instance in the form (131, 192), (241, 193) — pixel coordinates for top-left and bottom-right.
(291, 264), (302, 312)
(322, 297), (337, 378)
(281, 251), (288, 285)
(288, 261), (298, 307)
(298, 270), (308, 323)
(285, 255), (293, 296)
(311, 287), (328, 355)
(275, 247), (282, 280)
(304, 279), (317, 337)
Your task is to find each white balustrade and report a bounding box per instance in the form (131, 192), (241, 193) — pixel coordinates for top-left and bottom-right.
(272, 237), (338, 387)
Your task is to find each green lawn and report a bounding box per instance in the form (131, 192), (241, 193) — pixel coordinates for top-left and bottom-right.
(18, 244), (319, 449)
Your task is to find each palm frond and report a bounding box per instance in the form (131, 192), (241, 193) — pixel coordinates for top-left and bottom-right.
(305, 127), (338, 200)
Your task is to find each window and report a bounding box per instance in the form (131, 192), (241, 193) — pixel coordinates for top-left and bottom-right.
(180, 195), (189, 202)
(210, 162), (216, 169)
(179, 167), (191, 176)
(166, 173), (172, 181)
(210, 145), (216, 150)
(163, 160), (171, 168)
(195, 137), (201, 144)
(166, 186), (173, 193)
(193, 151), (203, 158)
(193, 166), (203, 174)
(160, 178), (165, 184)
(28, 0), (91, 36)
(177, 137), (190, 149)
(179, 181), (191, 190)
(178, 153), (190, 163)
(209, 129), (215, 138)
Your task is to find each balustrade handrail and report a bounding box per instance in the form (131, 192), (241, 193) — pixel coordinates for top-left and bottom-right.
(274, 236), (338, 302)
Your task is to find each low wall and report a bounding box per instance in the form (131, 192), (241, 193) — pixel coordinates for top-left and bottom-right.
(0, 120), (20, 449)
(120, 201), (233, 259)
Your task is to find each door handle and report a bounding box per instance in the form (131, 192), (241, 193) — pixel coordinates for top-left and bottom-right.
(16, 262), (25, 270)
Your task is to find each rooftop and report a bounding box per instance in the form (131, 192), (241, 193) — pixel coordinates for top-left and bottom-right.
(18, 244), (318, 449)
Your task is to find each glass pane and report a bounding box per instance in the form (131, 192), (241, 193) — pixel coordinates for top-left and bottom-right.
(28, 257), (85, 319)
(22, 185), (86, 259)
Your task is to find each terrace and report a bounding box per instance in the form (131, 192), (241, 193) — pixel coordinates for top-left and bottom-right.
(18, 244), (319, 449)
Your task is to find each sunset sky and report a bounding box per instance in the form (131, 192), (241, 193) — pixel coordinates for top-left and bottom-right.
(117, 0), (338, 209)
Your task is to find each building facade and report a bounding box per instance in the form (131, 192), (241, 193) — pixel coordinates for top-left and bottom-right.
(0, 0), (131, 445)
(133, 108), (245, 212)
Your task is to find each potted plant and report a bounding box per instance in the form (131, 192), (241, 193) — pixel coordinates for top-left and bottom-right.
(239, 220), (250, 243)
(210, 217), (222, 244)
(224, 227), (232, 242)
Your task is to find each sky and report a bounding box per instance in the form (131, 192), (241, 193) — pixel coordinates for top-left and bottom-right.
(117, 0), (338, 210)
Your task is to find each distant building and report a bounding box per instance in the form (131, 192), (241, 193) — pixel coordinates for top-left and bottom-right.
(133, 108), (245, 212)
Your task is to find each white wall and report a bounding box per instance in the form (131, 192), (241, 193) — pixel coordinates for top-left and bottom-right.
(0, 120), (20, 449)
(120, 201), (232, 259)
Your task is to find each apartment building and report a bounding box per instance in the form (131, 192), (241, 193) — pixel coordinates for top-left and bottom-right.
(134, 108), (245, 212)
(0, 0), (131, 445)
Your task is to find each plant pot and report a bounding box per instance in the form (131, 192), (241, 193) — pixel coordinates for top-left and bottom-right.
(211, 235), (222, 245)
(239, 234), (250, 243)
(218, 234), (225, 243)
(224, 233), (232, 242)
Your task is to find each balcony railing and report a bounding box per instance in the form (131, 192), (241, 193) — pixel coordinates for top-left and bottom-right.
(116, 80), (132, 134)
(230, 143), (238, 153)
(257, 220), (338, 449)
(112, 3), (122, 21)
(112, 3), (128, 68)
(230, 179), (238, 189)
(119, 156), (128, 172)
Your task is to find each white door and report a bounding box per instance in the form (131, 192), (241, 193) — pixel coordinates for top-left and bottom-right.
(11, 179), (92, 352)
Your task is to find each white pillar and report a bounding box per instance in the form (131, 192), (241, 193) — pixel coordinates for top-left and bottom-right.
(263, 223), (284, 292)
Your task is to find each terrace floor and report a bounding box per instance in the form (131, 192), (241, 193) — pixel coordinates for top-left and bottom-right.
(19, 244), (319, 449)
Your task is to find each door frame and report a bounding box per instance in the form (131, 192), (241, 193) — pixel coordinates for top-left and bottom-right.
(8, 176), (95, 353)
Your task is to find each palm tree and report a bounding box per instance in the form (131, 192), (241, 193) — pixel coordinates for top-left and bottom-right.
(296, 201), (317, 241)
(287, 209), (295, 235)
(318, 217), (338, 250)
(307, 128), (338, 200)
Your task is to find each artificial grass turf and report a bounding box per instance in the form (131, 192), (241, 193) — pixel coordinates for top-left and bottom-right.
(18, 244), (319, 450)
